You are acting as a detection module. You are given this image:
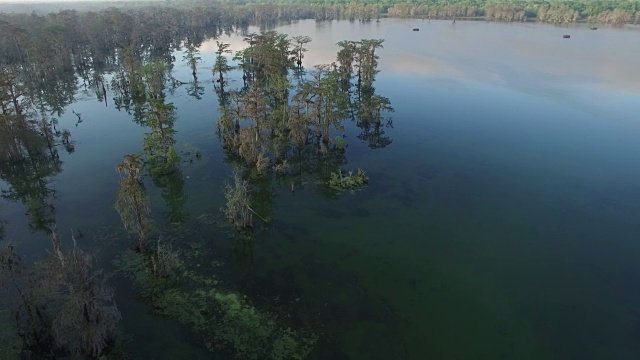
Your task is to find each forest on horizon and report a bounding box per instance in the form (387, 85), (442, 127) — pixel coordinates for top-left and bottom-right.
(0, 0), (639, 25)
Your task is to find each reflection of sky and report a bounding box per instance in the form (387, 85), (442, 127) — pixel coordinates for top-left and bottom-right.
(201, 19), (640, 97)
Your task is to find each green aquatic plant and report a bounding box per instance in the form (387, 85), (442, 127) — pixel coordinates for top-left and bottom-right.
(271, 328), (316, 360)
(328, 168), (369, 191)
(210, 292), (316, 360)
(334, 136), (347, 149)
(115, 245), (316, 360)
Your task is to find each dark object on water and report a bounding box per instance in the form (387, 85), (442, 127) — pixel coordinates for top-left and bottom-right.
(563, 34), (571, 39)
(590, 27), (598, 30)
(413, 28), (419, 31)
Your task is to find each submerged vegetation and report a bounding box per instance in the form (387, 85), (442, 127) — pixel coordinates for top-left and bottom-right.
(115, 242), (316, 360)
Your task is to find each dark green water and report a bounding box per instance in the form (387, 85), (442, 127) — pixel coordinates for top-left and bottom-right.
(2, 19), (640, 359)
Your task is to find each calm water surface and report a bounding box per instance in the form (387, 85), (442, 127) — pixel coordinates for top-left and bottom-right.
(2, 19), (640, 359)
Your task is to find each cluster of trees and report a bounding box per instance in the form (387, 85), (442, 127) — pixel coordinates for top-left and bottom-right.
(1, 40), (79, 360)
(1, 19), (191, 355)
(0, 3), (396, 357)
(112, 55), (188, 251)
(0, 6), (233, 82)
(103, 43), (321, 357)
(212, 31), (392, 205)
(105, 47), (317, 358)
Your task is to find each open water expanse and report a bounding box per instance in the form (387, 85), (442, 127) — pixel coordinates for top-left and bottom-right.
(2, 18), (640, 359)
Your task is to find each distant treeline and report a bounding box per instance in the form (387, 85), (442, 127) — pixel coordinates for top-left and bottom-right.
(215, 0), (640, 24)
(0, 7), (224, 70)
(0, 0), (638, 70)
(1, 0), (639, 25)
(1, 0), (638, 75)
(388, 0), (640, 23)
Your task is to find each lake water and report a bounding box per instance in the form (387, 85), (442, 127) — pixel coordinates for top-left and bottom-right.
(2, 19), (640, 359)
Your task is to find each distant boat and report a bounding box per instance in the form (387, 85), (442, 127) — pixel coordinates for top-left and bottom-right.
(590, 27), (598, 30)
(563, 34), (571, 38)
(413, 28), (419, 31)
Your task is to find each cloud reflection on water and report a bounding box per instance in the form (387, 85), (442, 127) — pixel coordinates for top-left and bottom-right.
(200, 19), (640, 97)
